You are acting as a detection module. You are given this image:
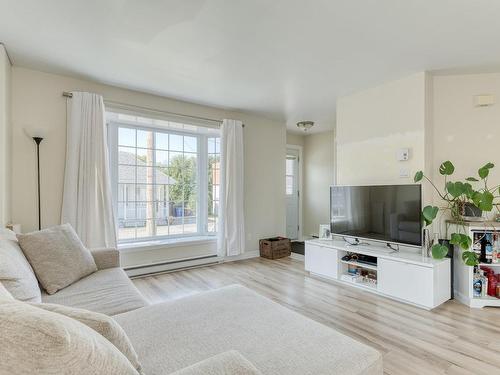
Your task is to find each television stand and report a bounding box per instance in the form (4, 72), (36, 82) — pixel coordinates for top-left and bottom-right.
(343, 237), (360, 246)
(304, 238), (451, 309)
(386, 242), (400, 252)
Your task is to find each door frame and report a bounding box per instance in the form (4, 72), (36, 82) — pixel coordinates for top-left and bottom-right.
(286, 144), (303, 241)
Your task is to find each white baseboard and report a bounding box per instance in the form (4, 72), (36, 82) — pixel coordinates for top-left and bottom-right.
(223, 250), (260, 263)
(125, 255), (220, 278)
(127, 250), (261, 277)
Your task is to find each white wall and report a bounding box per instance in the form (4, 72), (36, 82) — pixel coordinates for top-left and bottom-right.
(432, 72), (500, 187)
(286, 131), (305, 147)
(11, 67), (286, 266)
(336, 72), (426, 185)
(0, 45), (11, 227)
(303, 131), (335, 237)
(336, 70), (500, 234)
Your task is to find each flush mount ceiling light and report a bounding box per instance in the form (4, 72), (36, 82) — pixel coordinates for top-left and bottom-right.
(296, 121), (314, 131)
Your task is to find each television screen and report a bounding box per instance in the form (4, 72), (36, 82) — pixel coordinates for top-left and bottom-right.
(330, 184), (422, 246)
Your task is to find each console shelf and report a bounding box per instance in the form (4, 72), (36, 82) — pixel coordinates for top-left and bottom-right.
(340, 259), (377, 271)
(340, 274), (377, 291)
(305, 239), (451, 310)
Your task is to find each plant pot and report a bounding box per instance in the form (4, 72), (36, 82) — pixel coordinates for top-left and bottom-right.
(458, 202), (483, 221)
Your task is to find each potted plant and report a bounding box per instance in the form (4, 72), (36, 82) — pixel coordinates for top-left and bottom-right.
(414, 161), (499, 266)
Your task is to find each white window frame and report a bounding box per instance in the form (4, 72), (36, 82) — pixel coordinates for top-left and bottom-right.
(107, 119), (219, 244)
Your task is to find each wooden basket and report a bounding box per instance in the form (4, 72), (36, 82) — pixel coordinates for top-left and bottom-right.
(259, 237), (291, 259)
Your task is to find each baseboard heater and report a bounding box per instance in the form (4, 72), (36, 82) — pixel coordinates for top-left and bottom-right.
(125, 255), (220, 278)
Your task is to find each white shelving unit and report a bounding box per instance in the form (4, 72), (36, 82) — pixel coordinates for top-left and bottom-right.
(340, 278), (377, 291)
(339, 258), (378, 291)
(305, 238), (451, 310)
(340, 259), (378, 271)
(448, 221), (500, 308)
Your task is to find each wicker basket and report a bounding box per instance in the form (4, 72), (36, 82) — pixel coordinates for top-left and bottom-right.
(259, 237), (291, 259)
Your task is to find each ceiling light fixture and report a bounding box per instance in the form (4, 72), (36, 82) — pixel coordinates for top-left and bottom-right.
(296, 121), (314, 131)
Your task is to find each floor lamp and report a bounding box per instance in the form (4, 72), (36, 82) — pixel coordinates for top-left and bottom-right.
(33, 136), (43, 230)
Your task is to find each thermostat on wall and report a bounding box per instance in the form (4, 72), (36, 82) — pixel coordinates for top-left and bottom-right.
(397, 148), (409, 161)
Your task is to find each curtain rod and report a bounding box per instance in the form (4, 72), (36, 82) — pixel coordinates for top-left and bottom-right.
(62, 91), (245, 127)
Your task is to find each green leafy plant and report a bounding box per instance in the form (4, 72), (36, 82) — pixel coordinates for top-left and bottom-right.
(414, 161), (500, 266)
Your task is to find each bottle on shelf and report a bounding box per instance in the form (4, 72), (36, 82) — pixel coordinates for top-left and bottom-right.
(493, 234), (499, 264)
(497, 279), (500, 298)
(473, 268), (483, 298)
(485, 233), (493, 264)
(480, 270), (488, 297)
(473, 232), (482, 260)
(482, 266), (498, 297)
(488, 272), (498, 297)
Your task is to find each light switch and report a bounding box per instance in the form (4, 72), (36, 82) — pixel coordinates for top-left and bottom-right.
(399, 168), (410, 178)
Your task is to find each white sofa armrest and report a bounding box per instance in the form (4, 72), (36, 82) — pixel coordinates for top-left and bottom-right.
(90, 248), (120, 270)
(169, 350), (262, 375)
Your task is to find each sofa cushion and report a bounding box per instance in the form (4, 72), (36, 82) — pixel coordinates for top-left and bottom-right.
(34, 302), (144, 374)
(42, 267), (148, 315)
(17, 224), (97, 294)
(0, 281), (14, 300)
(0, 234), (41, 302)
(115, 285), (382, 375)
(171, 350), (263, 375)
(0, 299), (139, 375)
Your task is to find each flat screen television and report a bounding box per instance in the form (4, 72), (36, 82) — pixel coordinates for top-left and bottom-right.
(330, 184), (422, 247)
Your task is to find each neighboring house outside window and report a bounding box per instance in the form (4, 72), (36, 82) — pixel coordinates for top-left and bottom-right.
(107, 111), (220, 243)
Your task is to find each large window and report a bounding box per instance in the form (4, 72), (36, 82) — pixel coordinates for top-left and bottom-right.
(107, 111), (220, 243)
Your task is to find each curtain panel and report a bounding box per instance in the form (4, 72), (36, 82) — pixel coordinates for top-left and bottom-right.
(218, 119), (245, 257)
(61, 92), (116, 248)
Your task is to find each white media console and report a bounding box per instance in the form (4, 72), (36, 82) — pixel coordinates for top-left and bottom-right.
(305, 238), (451, 309)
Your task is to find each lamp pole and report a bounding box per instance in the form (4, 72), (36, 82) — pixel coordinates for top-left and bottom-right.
(33, 137), (43, 230)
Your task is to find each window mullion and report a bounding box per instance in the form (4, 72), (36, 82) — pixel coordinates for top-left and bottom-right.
(199, 135), (207, 235)
(134, 128), (138, 240)
(152, 130), (157, 237)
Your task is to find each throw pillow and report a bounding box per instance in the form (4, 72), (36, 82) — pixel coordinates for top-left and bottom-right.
(0, 281), (14, 301)
(34, 302), (144, 374)
(0, 299), (139, 374)
(17, 223), (97, 294)
(0, 235), (42, 302)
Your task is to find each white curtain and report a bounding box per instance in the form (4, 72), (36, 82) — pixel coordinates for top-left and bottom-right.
(218, 119), (245, 257)
(61, 92), (117, 249)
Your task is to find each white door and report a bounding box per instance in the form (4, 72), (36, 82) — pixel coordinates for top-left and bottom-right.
(286, 148), (300, 239)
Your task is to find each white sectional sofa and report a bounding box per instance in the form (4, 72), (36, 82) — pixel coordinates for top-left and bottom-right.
(0, 228), (382, 374)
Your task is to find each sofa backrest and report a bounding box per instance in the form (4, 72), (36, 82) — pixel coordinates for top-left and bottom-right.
(0, 228), (17, 241)
(0, 229), (42, 302)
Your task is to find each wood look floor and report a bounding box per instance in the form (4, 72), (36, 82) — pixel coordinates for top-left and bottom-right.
(133, 257), (500, 375)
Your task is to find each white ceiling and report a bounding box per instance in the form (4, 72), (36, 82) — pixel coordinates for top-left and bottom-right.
(2, 0), (500, 133)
